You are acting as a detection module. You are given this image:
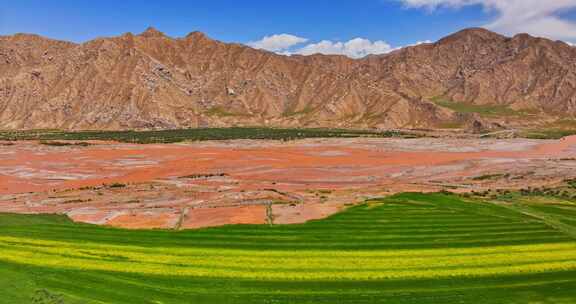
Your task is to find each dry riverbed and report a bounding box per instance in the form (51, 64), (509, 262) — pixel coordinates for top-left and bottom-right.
(1, 136), (575, 229)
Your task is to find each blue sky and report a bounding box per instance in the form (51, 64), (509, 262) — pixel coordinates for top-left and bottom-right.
(1, 1), (575, 58)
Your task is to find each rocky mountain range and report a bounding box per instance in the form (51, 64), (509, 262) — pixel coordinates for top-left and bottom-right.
(1, 27), (576, 131)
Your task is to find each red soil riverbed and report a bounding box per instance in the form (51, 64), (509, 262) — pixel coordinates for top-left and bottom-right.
(1, 136), (575, 229)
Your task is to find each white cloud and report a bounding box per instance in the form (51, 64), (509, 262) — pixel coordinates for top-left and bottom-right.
(247, 34), (308, 52)
(293, 38), (394, 58)
(406, 40), (434, 46)
(398, 0), (576, 41)
(247, 35), (401, 58)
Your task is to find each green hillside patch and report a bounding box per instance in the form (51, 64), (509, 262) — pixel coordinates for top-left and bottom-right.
(204, 106), (249, 117)
(1, 193), (575, 303)
(431, 97), (529, 117)
(282, 105), (315, 117)
(523, 129), (576, 139)
(521, 120), (576, 139)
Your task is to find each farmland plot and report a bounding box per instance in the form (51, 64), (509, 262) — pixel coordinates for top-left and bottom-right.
(1, 193), (575, 303)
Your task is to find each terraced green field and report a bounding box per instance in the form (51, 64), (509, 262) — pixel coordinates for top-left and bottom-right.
(1, 193), (576, 303)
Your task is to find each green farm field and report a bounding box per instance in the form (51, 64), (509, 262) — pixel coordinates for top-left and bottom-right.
(1, 193), (576, 303)
(0, 127), (413, 144)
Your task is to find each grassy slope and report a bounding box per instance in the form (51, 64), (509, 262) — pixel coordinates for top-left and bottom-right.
(430, 98), (576, 137)
(521, 120), (576, 139)
(430, 98), (528, 117)
(1, 193), (576, 303)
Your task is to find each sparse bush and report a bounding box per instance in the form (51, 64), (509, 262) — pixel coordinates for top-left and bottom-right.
(179, 173), (228, 179)
(40, 141), (92, 147)
(565, 179), (576, 189)
(472, 173), (508, 181)
(105, 182), (127, 188)
(32, 289), (64, 304)
(439, 190), (453, 195)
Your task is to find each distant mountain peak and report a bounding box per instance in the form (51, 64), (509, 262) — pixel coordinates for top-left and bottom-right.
(438, 27), (506, 44)
(140, 26), (166, 38)
(454, 27), (498, 36)
(186, 31), (206, 38)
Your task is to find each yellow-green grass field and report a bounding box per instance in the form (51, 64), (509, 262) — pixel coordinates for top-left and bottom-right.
(1, 193), (576, 303)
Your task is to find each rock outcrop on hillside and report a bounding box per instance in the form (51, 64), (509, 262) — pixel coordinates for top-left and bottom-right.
(1, 27), (575, 130)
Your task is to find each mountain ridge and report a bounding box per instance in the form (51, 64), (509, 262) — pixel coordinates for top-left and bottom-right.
(1, 27), (575, 131)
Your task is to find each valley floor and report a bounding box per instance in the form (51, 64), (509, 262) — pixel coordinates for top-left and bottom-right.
(1, 132), (576, 303)
(0, 135), (575, 229)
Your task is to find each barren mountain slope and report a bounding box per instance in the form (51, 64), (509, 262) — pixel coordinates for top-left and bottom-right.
(366, 28), (576, 116)
(0, 27), (574, 130)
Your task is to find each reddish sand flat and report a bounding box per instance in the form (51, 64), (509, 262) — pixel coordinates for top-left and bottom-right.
(1, 136), (575, 229)
(181, 205), (268, 229)
(106, 210), (180, 230)
(272, 202), (344, 225)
